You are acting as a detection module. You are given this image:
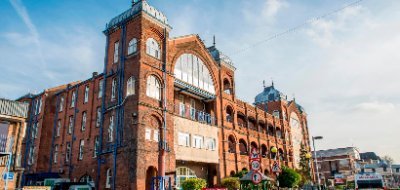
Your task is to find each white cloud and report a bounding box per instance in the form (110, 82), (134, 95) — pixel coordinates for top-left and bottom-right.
(353, 101), (396, 113)
(262, 0), (287, 20)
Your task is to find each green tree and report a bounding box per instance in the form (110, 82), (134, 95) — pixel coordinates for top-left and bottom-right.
(233, 168), (249, 178)
(181, 178), (207, 190)
(298, 143), (312, 185)
(278, 167), (302, 188)
(221, 177), (240, 190)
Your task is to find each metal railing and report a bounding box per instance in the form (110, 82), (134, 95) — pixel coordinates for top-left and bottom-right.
(175, 103), (215, 126)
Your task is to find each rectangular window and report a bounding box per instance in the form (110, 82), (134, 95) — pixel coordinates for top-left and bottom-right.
(98, 79), (104, 98)
(145, 128), (151, 141)
(153, 130), (159, 142)
(56, 120), (61, 137)
(96, 107), (101, 127)
(81, 111), (87, 131)
(178, 132), (190, 147)
(28, 146), (35, 165)
(114, 41), (119, 63)
(84, 86), (89, 103)
(79, 139), (84, 160)
(396, 168), (399, 173)
(37, 98), (42, 114)
(53, 145), (58, 163)
(59, 97), (64, 112)
(66, 142), (71, 162)
(68, 116), (73, 134)
(108, 116), (114, 142)
(111, 78), (117, 101)
(205, 138), (216, 151)
(94, 136), (99, 158)
(71, 91), (76, 107)
(193, 135), (203, 149)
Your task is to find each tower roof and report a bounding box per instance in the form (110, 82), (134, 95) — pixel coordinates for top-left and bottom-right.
(254, 83), (286, 104)
(104, 0), (169, 34)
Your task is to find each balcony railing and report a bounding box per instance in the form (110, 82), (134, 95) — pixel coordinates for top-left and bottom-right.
(175, 103), (215, 126)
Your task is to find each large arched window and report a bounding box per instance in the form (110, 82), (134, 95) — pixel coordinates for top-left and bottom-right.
(174, 53), (215, 94)
(128, 38), (137, 55)
(176, 167), (196, 188)
(146, 75), (161, 100)
(228, 135), (236, 153)
(239, 139), (248, 155)
(126, 76), (135, 97)
(146, 38), (160, 59)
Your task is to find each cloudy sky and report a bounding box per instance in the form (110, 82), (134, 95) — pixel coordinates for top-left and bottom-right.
(1, 0), (399, 162)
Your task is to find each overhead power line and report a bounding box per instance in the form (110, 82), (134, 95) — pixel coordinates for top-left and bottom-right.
(231, 0), (364, 56)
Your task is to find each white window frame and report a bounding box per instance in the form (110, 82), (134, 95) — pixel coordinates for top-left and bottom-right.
(37, 98), (42, 114)
(108, 116), (114, 142)
(56, 120), (61, 137)
(98, 79), (104, 98)
(146, 75), (161, 100)
(79, 139), (84, 160)
(128, 38), (137, 55)
(145, 128), (151, 141)
(113, 41), (119, 63)
(81, 111), (87, 131)
(205, 138), (216, 151)
(59, 97), (64, 112)
(178, 132), (190, 147)
(126, 77), (135, 97)
(71, 91), (76, 107)
(68, 116), (73, 134)
(153, 130), (159, 142)
(111, 78), (117, 101)
(146, 38), (160, 59)
(96, 107), (101, 127)
(66, 142), (71, 162)
(193, 135), (203, 149)
(94, 136), (99, 158)
(84, 86), (89, 103)
(106, 168), (112, 188)
(53, 145), (58, 163)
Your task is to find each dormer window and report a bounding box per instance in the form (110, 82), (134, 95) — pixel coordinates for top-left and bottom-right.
(146, 38), (160, 59)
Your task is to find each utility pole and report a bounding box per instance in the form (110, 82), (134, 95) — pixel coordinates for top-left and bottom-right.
(312, 136), (323, 190)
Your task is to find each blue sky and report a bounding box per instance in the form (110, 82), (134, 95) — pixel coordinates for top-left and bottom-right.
(1, 0), (400, 162)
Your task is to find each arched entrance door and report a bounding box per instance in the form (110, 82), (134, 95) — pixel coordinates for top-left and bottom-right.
(145, 166), (158, 190)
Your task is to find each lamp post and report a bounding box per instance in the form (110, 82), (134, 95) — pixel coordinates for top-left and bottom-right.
(312, 136), (323, 190)
(271, 146), (279, 189)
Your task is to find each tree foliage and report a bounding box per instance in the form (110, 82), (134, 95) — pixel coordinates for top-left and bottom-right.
(221, 177), (240, 190)
(297, 143), (312, 185)
(381, 155), (394, 165)
(181, 178), (207, 190)
(233, 168), (249, 178)
(278, 167), (302, 188)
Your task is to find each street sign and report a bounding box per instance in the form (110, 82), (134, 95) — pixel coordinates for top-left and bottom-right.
(3, 172), (14, 181)
(271, 161), (280, 173)
(251, 171), (263, 184)
(249, 148), (261, 161)
(250, 160), (261, 171)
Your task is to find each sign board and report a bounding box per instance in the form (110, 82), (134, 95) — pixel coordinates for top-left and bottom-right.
(250, 160), (261, 171)
(271, 161), (280, 173)
(251, 172), (263, 184)
(23, 187), (51, 190)
(355, 173), (383, 181)
(249, 148), (261, 161)
(3, 172), (14, 180)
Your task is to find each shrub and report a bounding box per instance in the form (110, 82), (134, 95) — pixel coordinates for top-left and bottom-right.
(221, 177), (240, 190)
(233, 169), (248, 178)
(181, 178), (207, 190)
(278, 167), (302, 188)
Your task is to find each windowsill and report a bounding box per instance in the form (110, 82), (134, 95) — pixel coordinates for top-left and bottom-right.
(146, 54), (161, 61)
(126, 52), (138, 58)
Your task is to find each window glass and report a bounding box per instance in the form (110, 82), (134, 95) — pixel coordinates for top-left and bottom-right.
(71, 91), (76, 107)
(145, 128), (151, 140)
(146, 75), (161, 100)
(108, 116), (114, 142)
(128, 38), (137, 55)
(176, 167), (196, 188)
(178, 132), (190, 147)
(59, 97), (64, 112)
(114, 41), (119, 63)
(126, 77), (135, 96)
(98, 79), (104, 98)
(79, 139), (84, 160)
(84, 86), (89, 103)
(146, 38), (160, 59)
(153, 130), (159, 142)
(193, 135), (203, 149)
(96, 107), (101, 127)
(81, 112), (87, 131)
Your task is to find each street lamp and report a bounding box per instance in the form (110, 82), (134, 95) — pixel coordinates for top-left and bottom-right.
(270, 147), (279, 189)
(312, 136), (323, 190)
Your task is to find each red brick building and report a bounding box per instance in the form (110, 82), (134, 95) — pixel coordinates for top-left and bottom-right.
(19, 1), (312, 189)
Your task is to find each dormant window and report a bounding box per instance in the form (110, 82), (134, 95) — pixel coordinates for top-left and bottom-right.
(108, 116), (114, 142)
(128, 38), (137, 55)
(81, 111), (87, 131)
(84, 86), (89, 103)
(126, 77), (135, 97)
(98, 79), (104, 98)
(178, 132), (190, 147)
(71, 91), (76, 107)
(146, 75), (161, 100)
(111, 78), (117, 101)
(113, 41), (119, 63)
(53, 145), (58, 163)
(79, 139), (84, 160)
(59, 97), (64, 112)
(146, 38), (160, 59)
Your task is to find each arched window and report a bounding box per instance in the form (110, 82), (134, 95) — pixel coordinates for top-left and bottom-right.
(223, 79), (232, 94)
(268, 126), (275, 136)
(174, 53), (215, 94)
(126, 77), (135, 97)
(249, 119), (257, 131)
(276, 128), (282, 139)
(106, 168), (112, 188)
(176, 167), (196, 188)
(79, 175), (94, 187)
(226, 106), (233, 123)
(261, 144), (268, 158)
(128, 38), (137, 55)
(228, 135), (236, 153)
(278, 148), (285, 161)
(146, 38), (160, 59)
(146, 75), (161, 100)
(250, 142), (258, 150)
(239, 139), (247, 155)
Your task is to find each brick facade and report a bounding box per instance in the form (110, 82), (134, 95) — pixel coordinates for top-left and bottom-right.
(19, 1), (312, 189)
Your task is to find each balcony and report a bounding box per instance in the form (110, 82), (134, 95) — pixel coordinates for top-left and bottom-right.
(174, 103), (216, 126)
